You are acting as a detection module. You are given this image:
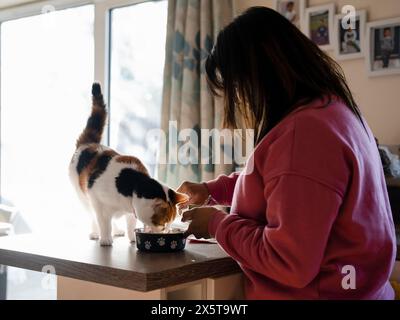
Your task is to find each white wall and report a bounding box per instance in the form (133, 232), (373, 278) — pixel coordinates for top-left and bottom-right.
(235, 0), (400, 145)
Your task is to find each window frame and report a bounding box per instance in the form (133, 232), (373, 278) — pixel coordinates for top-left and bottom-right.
(0, 0), (161, 199)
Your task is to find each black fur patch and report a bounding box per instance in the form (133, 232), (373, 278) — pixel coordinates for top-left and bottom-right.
(85, 131), (100, 143)
(92, 83), (102, 97)
(76, 149), (97, 174)
(87, 113), (104, 132)
(168, 189), (176, 203)
(88, 154), (114, 189)
(115, 168), (166, 200)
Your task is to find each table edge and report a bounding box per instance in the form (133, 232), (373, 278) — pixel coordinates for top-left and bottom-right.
(0, 247), (240, 291)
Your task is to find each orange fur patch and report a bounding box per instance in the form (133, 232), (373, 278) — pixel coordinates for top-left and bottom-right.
(78, 146), (98, 192)
(151, 202), (177, 228)
(116, 156), (149, 176)
(103, 149), (119, 158)
(170, 191), (190, 205)
(78, 147), (119, 193)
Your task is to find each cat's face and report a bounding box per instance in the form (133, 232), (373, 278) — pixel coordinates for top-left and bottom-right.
(150, 188), (189, 230)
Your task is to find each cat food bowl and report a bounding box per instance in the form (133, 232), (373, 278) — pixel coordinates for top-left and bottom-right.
(135, 228), (186, 252)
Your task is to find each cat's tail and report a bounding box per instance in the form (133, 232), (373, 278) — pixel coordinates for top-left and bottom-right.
(76, 83), (107, 148)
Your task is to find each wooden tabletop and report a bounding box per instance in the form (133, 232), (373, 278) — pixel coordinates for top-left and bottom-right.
(0, 234), (240, 292)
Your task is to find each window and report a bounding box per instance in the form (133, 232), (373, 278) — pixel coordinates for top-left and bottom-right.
(0, 0), (168, 301)
(0, 5), (94, 233)
(109, 0), (167, 176)
(0, 0), (168, 234)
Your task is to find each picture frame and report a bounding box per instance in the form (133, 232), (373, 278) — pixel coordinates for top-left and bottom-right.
(305, 3), (335, 51)
(273, 0), (306, 31)
(366, 17), (400, 77)
(333, 10), (367, 61)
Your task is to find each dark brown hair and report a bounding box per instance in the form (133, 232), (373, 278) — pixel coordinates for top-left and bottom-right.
(205, 7), (364, 144)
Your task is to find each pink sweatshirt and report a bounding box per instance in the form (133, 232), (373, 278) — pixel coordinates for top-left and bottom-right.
(206, 98), (396, 300)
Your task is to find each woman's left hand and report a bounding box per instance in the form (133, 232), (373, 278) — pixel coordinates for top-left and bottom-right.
(181, 207), (219, 239)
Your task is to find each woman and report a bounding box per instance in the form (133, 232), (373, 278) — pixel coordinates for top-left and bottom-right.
(178, 7), (396, 299)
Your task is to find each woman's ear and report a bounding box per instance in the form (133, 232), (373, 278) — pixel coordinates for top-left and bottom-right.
(168, 189), (190, 205)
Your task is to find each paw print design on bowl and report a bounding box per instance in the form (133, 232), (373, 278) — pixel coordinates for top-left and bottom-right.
(157, 237), (166, 247)
(144, 241), (151, 250)
(134, 228), (186, 252)
(170, 240), (178, 249)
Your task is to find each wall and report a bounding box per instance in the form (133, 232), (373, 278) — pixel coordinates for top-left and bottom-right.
(0, 0), (37, 9)
(235, 0), (400, 145)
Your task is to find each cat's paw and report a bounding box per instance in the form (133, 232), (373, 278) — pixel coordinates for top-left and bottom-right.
(129, 237), (136, 243)
(99, 238), (113, 246)
(128, 231), (136, 243)
(89, 232), (99, 240)
(113, 228), (125, 237)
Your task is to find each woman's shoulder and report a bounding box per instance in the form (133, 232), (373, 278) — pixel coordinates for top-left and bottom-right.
(253, 98), (366, 193)
(257, 97), (359, 151)
(292, 97), (368, 145)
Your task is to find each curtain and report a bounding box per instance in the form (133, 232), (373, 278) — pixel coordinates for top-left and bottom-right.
(158, 0), (236, 188)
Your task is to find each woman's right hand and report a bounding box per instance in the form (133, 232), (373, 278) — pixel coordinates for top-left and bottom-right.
(176, 181), (210, 209)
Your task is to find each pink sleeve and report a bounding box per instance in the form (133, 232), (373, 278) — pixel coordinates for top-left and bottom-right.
(208, 174), (342, 288)
(205, 172), (240, 206)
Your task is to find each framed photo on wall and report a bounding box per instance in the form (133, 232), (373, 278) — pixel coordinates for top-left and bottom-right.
(366, 17), (400, 77)
(333, 10), (367, 61)
(273, 0), (306, 30)
(305, 4), (335, 51)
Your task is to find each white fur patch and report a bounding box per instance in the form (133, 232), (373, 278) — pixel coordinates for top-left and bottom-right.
(69, 145), (170, 246)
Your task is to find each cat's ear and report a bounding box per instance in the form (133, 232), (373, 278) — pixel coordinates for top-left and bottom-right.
(168, 189), (190, 205)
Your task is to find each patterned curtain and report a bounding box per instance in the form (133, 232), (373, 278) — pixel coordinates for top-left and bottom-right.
(158, 0), (236, 188)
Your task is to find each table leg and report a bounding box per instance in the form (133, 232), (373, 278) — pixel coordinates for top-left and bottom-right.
(57, 273), (244, 300)
(57, 276), (163, 300)
(206, 273), (244, 300)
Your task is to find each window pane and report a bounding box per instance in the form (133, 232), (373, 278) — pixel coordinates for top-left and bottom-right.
(109, 0), (167, 177)
(1, 5), (94, 233)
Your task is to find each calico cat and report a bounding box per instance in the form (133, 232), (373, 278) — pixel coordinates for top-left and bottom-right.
(69, 83), (188, 246)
